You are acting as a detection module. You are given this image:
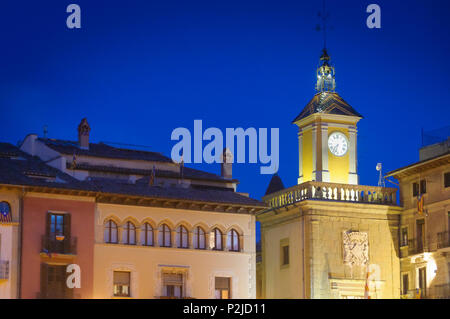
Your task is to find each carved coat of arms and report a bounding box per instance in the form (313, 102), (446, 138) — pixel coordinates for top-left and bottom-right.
(343, 231), (369, 267)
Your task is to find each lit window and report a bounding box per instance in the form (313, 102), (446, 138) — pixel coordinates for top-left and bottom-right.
(215, 277), (231, 299)
(176, 225), (189, 248)
(226, 229), (240, 252)
(122, 221), (136, 245)
(162, 273), (183, 298)
(141, 223), (154, 246)
(113, 271), (130, 297)
(212, 228), (223, 250)
(104, 220), (118, 244)
(158, 224), (171, 247)
(193, 227), (206, 249)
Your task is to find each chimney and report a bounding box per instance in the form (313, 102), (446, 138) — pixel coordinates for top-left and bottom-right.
(221, 148), (233, 179)
(77, 118), (91, 149)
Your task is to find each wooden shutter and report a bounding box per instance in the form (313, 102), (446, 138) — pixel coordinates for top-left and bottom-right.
(64, 214), (71, 253)
(40, 263), (48, 298)
(215, 277), (230, 289)
(46, 213), (52, 236)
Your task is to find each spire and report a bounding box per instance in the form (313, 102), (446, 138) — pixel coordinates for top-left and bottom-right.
(315, 48), (336, 93)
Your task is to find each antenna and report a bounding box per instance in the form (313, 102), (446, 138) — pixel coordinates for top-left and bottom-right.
(316, 0), (330, 49)
(376, 163), (385, 188)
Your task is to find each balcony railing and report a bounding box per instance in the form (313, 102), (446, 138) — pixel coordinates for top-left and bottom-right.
(0, 260), (9, 280)
(402, 284), (450, 299)
(263, 181), (397, 209)
(401, 232), (450, 257)
(41, 235), (77, 255)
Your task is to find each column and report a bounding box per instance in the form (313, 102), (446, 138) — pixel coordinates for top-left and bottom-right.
(316, 123), (330, 182)
(311, 124), (318, 181)
(298, 129), (304, 184)
(348, 126), (358, 185)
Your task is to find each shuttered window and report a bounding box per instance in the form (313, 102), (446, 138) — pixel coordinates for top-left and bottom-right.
(215, 277), (231, 299)
(113, 271), (130, 297)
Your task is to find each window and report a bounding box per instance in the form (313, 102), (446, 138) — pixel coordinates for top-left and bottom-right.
(402, 273), (409, 295)
(46, 213), (71, 254)
(227, 229), (240, 252)
(282, 245), (289, 266)
(158, 224), (171, 247)
(413, 180), (426, 197)
(193, 226), (206, 249)
(420, 180), (427, 194)
(0, 201), (12, 223)
(212, 228), (223, 250)
(418, 267), (427, 296)
(141, 223), (154, 246)
(445, 172), (450, 188)
(113, 271), (130, 297)
(215, 277), (231, 299)
(176, 225), (189, 248)
(416, 219), (425, 253)
(104, 220), (118, 243)
(162, 273), (183, 298)
(401, 227), (408, 247)
(122, 221), (136, 245)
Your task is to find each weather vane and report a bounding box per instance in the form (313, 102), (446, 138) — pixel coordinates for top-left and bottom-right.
(316, 0), (333, 49)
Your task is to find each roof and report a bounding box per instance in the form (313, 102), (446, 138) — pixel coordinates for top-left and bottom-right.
(265, 174), (285, 195)
(0, 143), (94, 191)
(67, 162), (237, 183)
(0, 143), (264, 209)
(40, 138), (173, 163)
(292, 92), (363, 123)
(385, 151), (450, 179)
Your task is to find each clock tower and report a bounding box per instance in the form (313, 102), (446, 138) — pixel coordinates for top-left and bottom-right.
(293, 49), (363, 185)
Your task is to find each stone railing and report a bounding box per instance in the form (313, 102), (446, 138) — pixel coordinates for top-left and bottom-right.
(263, 181), (398, 209)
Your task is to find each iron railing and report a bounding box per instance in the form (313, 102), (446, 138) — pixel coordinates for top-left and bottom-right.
(437, 231), (450, 249)
(41, 235), (77, 255)
(0, 260), (9, 280)
(402, 284), (450, 299)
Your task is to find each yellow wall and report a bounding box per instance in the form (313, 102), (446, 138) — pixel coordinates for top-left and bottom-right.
(93, 203), (256, 299)
(302, 129), (313, 183)
(328, 127), (350, 184)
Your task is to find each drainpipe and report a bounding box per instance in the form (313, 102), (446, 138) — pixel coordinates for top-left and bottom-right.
(17, 186), (25, 299)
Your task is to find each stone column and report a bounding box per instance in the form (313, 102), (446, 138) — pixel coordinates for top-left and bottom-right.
(316, 123), (330, 182)
(298, 129), (304, 184)
(348, 126), (358, 185)
(311, 124), (318, 181)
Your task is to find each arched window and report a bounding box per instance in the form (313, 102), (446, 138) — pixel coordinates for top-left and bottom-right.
(0, 201), (12, 223)
(158, 224), (171, 247)
(176, 225), (189, 248)
(193, 226), (206, 249)
(104, 220), (118, 243)
(123, 221), (136, 245)
(212, 228), (223, 250)
(141, 223), (154, 246)
(227, 229), (240, 252)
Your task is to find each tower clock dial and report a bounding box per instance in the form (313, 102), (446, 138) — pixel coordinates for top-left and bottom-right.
(328, 132), (349, 157)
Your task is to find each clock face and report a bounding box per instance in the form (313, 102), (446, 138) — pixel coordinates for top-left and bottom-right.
(328, 132), (349, 157)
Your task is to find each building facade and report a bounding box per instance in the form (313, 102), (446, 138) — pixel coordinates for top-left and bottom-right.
(0, 118), (265, 299)
(386, 137), (450, 298)
(257, 49), (402, 299)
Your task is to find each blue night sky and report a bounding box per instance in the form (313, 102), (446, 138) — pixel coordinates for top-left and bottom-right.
(1, 1), (449, 240)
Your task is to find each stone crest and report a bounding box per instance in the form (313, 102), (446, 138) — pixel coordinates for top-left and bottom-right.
(343, 231), (369, 266)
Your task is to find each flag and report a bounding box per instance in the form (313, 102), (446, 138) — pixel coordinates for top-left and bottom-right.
(149, 165), (155, 186)
(72, 152), (77, 168)
(417, 194), (424, 215)
(364, 267), (375, 299)
(0, 202), (12, 223)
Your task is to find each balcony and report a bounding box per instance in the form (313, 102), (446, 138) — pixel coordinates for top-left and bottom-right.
(402, 284), (450, 299)
(0, 260), (9, 280)
(401, 232), (450, 257)
(41, 235), (77, 255)
(263, 181), (397, 209)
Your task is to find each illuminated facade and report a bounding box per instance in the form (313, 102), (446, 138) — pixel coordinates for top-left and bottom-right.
(0, 119), (265, 299)
(257, 49), (402, 299)
(386, 138), (450, 299)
